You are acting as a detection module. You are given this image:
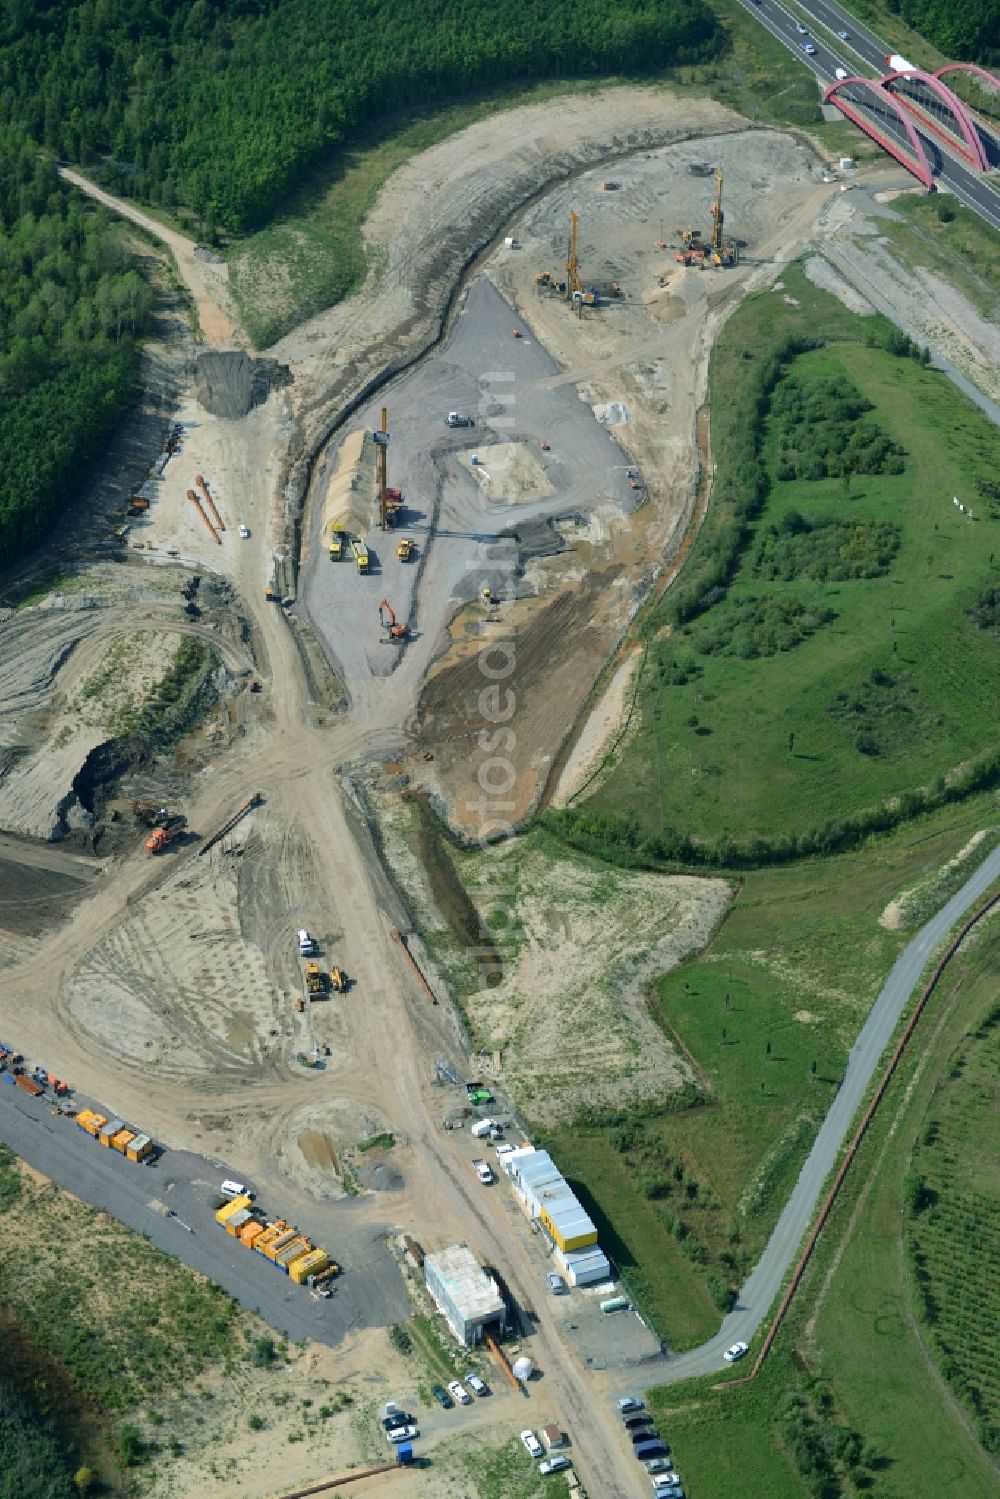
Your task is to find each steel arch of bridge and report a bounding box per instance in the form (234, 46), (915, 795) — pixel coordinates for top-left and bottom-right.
(882, 67), (989, 170)
(823, 77), (934, 187)
(933, 62), (1000, 94)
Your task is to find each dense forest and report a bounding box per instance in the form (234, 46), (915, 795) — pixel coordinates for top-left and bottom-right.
(0, 132), (152, 564)
(886, 0), (999, 66)
(0, 0), (721, 234)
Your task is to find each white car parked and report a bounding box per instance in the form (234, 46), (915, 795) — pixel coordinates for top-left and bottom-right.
(448, 1380), (471, 1405)
(723, 1341), (749, 1362)
(238, 523), (250, 538)
(520, 1430), (543, 1458)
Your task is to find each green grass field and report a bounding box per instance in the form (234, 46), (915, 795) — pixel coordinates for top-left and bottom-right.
(880, 194), (1000, 318)
(906, 994), (1000, 1451)
(643, 904), (1000, 1499)
(809, 922), (1000, 1498)
(535, 793), (1000, 1348)
(584, 262), (1000, 850)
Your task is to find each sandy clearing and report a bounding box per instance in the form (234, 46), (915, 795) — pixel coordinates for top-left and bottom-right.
(822, 187), (1000, 406)
(549, 644), (643, 807)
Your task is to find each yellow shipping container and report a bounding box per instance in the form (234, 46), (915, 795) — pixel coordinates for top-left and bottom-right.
(252, 1225), (281, 1255)
(226, 1209), (252, 1237)
(261, 1229), (298, 1261)
(240, 1220), (265, 1249)
(289, 1248), (329, 1284)
(126, 1134), (152, 1161)
(76, 1109), (107, 1137)
(538, 1205), (598, 1253)
(111, 1129), (135, 1155)
(215, 1195), (252, 1225)
(275, 1237), (311, 1273)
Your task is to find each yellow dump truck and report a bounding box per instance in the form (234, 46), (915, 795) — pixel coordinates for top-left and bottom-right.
(305, 961), (324, 999)
(329, 530), (343, 559)
(350, 537), (369, 573)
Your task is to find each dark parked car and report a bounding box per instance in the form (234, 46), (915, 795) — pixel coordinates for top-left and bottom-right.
(430, 1383), (453, 1408)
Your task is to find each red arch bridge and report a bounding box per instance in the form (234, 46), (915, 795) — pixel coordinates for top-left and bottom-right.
(824, 61), (1000, 188)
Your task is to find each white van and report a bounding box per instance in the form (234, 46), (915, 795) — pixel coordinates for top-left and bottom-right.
(297, 929), (317, 955)
(220, 1179), (250, 1200)
(835, 66), (849, 79)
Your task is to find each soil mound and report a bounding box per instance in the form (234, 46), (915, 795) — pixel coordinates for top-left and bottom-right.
(194, 352), (291, 420)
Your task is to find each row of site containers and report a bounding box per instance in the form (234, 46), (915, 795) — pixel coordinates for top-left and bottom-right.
(214, 1197), (330, 1281)
(75, 1108), (153, 1161)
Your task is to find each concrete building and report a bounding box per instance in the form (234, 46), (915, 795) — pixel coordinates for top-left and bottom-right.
(424, 1244), (506, 1346)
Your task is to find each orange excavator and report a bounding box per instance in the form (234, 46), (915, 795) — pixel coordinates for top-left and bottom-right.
(379, 598), (409, 643)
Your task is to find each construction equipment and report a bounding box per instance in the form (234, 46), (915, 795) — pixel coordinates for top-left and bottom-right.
(329, 530), (343, 560)
(534, 270), (552, 286)
(379, 598), (408, 643)
(396, 537), (413, 561)
(145, 815), (184, 854)
(197, 791), (263, 858)
(709, 170), (738, 267)
(351, 537), (370, 573)
(304, 962), (325, 999)
(330, 966), (347, 993)
(196, 473), (225, 532)
(265, 584), (277, 602)
(566, 210), (582, 298)
(127, 495), (150, 516)
(187, 489), (221, 544)
(375, 407), (404, 529)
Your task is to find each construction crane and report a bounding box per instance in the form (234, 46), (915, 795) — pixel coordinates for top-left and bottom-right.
(377, 407), (390, 530)
(566, 210), (582, 299)
(710, 170), (738, 267)
(379, 598), (409, 643)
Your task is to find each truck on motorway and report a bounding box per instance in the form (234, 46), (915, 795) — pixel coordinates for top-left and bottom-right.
(887, 53), (916, 75)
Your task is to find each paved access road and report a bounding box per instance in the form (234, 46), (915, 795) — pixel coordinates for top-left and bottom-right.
(734, 0), (1000, 231)
(0, 1084), (409, 1347)
(633, 840), (1000, 1386)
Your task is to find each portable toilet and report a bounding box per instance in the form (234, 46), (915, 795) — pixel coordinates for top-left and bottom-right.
(396, 1443), (414, 1465)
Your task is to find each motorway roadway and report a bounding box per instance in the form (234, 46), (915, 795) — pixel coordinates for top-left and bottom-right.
(642, 839), (1000, 1386)
(0, 1083), (410, 1346)
(734, 0), (1000, 230)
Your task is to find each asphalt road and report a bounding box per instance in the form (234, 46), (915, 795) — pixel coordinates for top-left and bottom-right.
(0, 1084), (409, 1346)
(641, 840), (1000, 1385)
(735, 0), (1000, 230)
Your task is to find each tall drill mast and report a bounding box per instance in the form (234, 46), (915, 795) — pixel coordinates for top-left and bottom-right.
(710, 170), (725, 255)
(566, 210), (582, 297)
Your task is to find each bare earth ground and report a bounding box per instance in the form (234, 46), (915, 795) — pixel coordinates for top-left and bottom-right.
(369, 782), (731, 1125)
(0, 85), (996, 1499)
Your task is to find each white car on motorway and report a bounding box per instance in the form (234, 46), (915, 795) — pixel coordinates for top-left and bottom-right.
(448, 1380), (471, 1405)
(802, 40), (817, 54)
(837, 29), (850, 40)
(723, 1341), (749, 1362)
(520, 1429), (543, 1458)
